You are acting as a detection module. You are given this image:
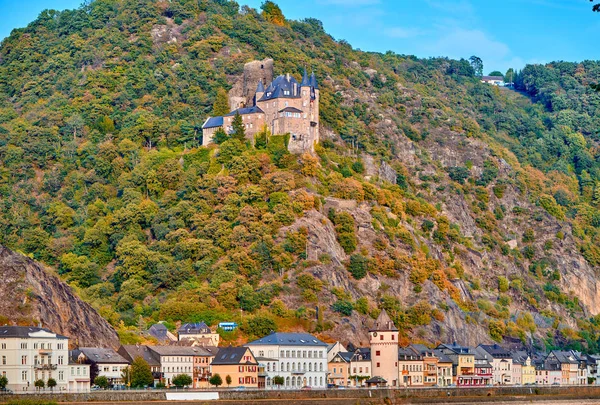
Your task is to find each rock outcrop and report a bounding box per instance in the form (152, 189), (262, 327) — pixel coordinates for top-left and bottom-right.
(0, 246), (119, 348)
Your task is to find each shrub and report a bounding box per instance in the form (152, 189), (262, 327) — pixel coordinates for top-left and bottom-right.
(348, 254), (368, 280)
(94, 375), (109, 389)
(209, 374), (223, 387)
(497, 276), (509, 293)
(332, 300), (353, 316)
(172, 374), (193, 387)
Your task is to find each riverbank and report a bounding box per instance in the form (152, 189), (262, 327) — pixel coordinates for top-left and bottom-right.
(4, 386), (600, 404)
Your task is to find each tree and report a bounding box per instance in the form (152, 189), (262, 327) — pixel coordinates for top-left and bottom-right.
(261, 1), (285, 26)
(47, 378), (57, 391)
(209, 373), (223, 387)
(348, 254), (368, 280)
(225, 375), (232, 387)
(488, 71), (504, 78)
(505, 68), (515, 84)
(130, 356), (154, 388)
(172, 374), (192, 388)
(34, 379), (45, 390)
(469, 56), (483, 77)
(272, 375), (284, 387)
(592, 1), (600, 12)
(231, 112), (246, 141)
(212, 127), (229, 144)
(242, 316), (276, 337)
(212, 88), (230, 116)
(94, 375), (110, 389)
(254, 125), (269, 149)
(0, 375), (8, 390)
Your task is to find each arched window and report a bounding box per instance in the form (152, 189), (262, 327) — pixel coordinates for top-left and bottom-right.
(319, 363), (323, 372)
(309, 363), (312, 372)
(286, 377), (290, 387)
(309, 377), (312, 386)
(320, 376), (323, 386)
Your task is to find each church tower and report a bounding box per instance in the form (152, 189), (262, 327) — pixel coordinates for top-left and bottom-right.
(369, 309), (399, 387)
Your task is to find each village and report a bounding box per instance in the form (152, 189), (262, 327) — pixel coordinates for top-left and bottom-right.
(0, 310), (596, 394)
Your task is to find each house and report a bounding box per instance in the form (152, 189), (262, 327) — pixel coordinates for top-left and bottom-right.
(67, 351), (91, 392)
(436, 343), (476, 387)
(481, 76), (505, 86)
(327, 342), (347, 362)
(433, 349), (453, 387)
(146, 346), (198, 386)
(178, 322), (220, 347)
(245, 332), (328, 389)
(192, 346), (219, 388)
(511, 351), (535, 385)
(476, 344), (513, 385)
(328, 352), (352, 387)
(510, 352), (523, 385)
(0, 325), (89, 392)
(74, 347), (129, 386)
(202, 67), (320, 154)
(369, 309), (399, 387)
(397, 347), (423, 387)
(547, 350), (586, 385)
(534, 356), (562, 385)
(117, 345), (162, 385)
(410, 344), (439, 387)
(349, 348), (371, 387)
(210, 347), (258, 388)
(146, 324), (176, 343)
(583, 354), (600, 385)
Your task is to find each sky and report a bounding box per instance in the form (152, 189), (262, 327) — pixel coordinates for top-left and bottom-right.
(0, 0), (598, 73)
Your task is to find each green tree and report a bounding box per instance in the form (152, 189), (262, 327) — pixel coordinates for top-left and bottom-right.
(47, 378), (57, 391)
(213, 88), (230, 116)
(272, 375), (284, 387)
(209, 373), (223, 387)
(130, 357), (154, 388)
(225, 375), (232, 387)
(94, 375), (110, 389)
(172, 374), (193, 387)
(348, 254), (368, 280)
(254, 125), (269, 149)
(212, 127), (229, 144)
(469, 55), (483, 77)
(243, 316), (276, 337)
(505, 68), (515, 84)
(488, 71), (504, 78)
(34, 379), (45, 390)
(332, 300), (353, 316)
(231, 112), (246, 141)
(0, 375), (8, 390)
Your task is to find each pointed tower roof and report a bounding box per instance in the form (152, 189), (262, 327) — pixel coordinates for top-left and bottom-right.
(369, 309), (398, 332)
(256, 80), (265, 93)
(309, 71), (319, 89)
(301, 68), (310, 87)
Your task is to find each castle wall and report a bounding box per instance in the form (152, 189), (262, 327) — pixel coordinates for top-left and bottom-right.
(223, 113), (266, 141)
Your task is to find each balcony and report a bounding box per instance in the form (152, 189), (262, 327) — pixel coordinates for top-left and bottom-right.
(291, 370), (306, 375)
(39, 349), (52, 355)
(35, 364), (57, 370)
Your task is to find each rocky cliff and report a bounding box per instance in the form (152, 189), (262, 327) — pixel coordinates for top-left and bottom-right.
(0, 246), (119, 348)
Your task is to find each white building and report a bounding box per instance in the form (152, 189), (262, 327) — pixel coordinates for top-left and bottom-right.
(0, 326), (89, 392)
(74, 347), (129, 386)
(147, 346), (199, 386)
(177, 322), (220, 347)
(245, 332), (328, 389)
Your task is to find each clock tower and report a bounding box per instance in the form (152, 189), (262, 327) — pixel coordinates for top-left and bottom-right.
(369, 309), (399, 387)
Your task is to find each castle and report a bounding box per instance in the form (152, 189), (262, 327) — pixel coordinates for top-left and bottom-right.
(202, 66), (320, 153)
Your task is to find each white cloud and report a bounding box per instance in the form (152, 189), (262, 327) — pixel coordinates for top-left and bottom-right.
(384, 26), (423, 39)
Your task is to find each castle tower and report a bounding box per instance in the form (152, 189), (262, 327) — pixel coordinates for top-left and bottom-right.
(309, 71), (320, 145)
(369, 309), (399, 387)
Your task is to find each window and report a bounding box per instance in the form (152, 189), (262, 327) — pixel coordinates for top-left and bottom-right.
(59, 371), (64, 381)
(21, 343), (27, 350)
(0, 344), (4, 350)
(1, 356), (5, 365)
(380, 335), (384, 341)
(113, 366), (118, 372)
(34, 343), (39, 349)
(21, 371), (27, 381)
(58, 343), (64, 350)
(21, 356), (27, 365)
(376, 351), (381, 356)
(40, 343), (44, 349)
(58, 356), (63, 365)
(391, 335), (395, 341)
(377, 363), (381, 368)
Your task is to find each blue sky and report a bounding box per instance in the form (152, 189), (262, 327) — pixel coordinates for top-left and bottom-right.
(1, 0), (598, 73)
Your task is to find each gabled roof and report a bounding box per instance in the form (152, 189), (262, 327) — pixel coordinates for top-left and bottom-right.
(478, 344), (512, 358)
(211, 347), (256, 366)
(118, 345), (161, 366)
(433, 349), (453, 364)
(179, 322), (211, 335)
(246, 332), (328, 347)
(202, 116), (223, 129)
(148, 346), (210, 357)
(351, 348), (371, 362)
(370, 309), (398, 332)
(224, 106), (264, 116)
(258, 74), (302, 101)
(436, 343), (472, 355)
(549, 350), (581, 364)
(398, 347), (422, 361)
(0, 326), (68, 339)
(331, 352), (353, 363)
(77, 347), (129, 364)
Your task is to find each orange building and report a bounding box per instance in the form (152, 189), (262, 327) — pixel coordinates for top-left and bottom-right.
(209, 347), (258, 388)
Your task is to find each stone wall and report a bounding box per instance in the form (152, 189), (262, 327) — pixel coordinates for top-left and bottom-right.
(229, 58), (274, 110)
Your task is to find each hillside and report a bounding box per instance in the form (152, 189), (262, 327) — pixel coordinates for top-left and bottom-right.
(0, 0), (599, 351)
(0, 246), (119, 348)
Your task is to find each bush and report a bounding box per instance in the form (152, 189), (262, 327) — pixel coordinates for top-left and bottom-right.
(172, 374), (193, 387)
(348, 254), (368, 280)
(94, 375), (109, 389)
(209, 374), (223, 387)
(332, 300), (353, 316)
(497, 276), (509, 293)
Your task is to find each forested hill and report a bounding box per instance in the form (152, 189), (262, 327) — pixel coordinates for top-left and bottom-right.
(1, 0), (600, 351)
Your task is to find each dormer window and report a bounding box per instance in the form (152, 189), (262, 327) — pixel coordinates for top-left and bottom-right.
(284, 90), (290, 96)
